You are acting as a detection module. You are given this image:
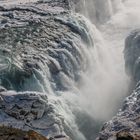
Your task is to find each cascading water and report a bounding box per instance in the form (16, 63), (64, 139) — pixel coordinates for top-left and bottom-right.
(74, 0), (124, 24)
(53, 0), (140, 139)
(45, 0), (131, 139)
(1, 0), (140, 140)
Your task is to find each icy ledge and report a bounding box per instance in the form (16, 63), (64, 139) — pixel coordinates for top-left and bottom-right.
(0, 87), (70, 140)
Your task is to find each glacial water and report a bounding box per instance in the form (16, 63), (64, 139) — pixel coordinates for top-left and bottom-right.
(1, 0), (140, 140)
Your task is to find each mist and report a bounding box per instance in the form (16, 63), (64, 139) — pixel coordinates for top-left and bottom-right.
(72, 0), (140, 121)
(74, 0), (124, 25)
(78, 18), (130, 120)
(57, 1), (140, 139)
(70, 0), (132, 121)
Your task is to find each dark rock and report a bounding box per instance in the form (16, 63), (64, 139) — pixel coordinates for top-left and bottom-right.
(0, 125), (48, 140)
(124, 29), (140, 82)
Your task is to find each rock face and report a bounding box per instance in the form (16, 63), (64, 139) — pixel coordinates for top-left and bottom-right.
(96, 30), (140, 140)
(0, 126), (48, 140)
(0, 89), (72, 138)
(124, 30), (140, 82)
(0, 0), (93, 92)
(0, 0), (94, 140)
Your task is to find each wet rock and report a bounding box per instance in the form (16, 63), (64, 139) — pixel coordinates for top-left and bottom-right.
(124, 29), (140, 82)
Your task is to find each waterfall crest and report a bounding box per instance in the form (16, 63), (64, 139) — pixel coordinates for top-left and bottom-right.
(74, 0), (124, 24)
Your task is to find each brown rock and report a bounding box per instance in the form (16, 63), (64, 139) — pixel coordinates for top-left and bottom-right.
(0, 126), (48, 140)
(116, 131), (140, 140)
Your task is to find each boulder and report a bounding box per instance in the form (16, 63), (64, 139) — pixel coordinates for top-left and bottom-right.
(0, 125), (48, 140)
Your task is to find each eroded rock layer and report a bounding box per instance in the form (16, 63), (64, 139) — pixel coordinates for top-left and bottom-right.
(0, 0), (94, 140)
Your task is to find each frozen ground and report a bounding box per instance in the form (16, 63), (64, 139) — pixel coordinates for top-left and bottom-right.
(0, 0), (38, 5)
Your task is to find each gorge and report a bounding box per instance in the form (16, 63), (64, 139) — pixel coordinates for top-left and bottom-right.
(0, 0), (140, 140)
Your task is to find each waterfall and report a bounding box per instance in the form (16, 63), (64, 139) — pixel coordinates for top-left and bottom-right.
(56, 0), (132, 139)
(1, 0), (139, 140)
(74, 0), (124, 24)
(46, 1), (130, 138)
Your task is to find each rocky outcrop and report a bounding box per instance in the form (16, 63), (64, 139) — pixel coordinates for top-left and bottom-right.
(0, 88), (71, 139)
(96, 30), (140, 140)
(0, 125), (70, 140)
(96, 85), (140, 140)
(0, 0), (92, 92)
(0, 0), (94, 140)
(0, 125), (48, 140)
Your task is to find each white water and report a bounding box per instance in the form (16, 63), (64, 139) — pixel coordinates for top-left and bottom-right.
(69, 0), (129, 121)
(75, 0), (124, 24)
(62, 0), (140, 139)
(51, 0), (133, 139)
(75, 0), (140, 121)
(1, 0), (140, 139)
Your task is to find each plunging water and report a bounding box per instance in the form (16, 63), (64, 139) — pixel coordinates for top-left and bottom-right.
(50, 0), (131, 139)
(65, 0), (140, 139)
(1, 0), (140, 140)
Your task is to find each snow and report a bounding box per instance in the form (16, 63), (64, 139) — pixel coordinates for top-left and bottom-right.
(0, 0), (38, 6)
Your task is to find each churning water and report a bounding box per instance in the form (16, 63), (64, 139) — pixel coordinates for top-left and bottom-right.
(62, 0), (140, 139)
(1, 0), (140, 140)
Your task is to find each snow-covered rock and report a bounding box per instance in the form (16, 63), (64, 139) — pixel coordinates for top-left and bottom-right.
(0, 0), (95, 140)
(0, 90), (61, 136)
